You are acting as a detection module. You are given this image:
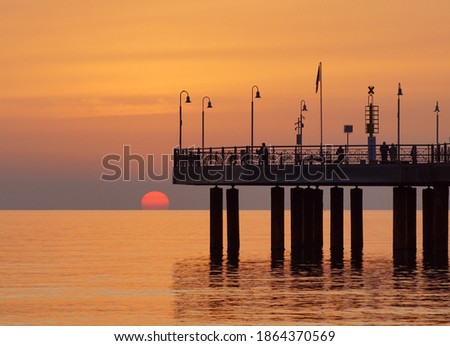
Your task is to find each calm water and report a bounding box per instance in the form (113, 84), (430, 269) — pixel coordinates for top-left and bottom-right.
(0, 210), (448, 326)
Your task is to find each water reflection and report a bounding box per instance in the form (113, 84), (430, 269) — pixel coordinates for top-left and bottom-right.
(392, 266), (418, 291)
(423, 250), (449, 269)
(330, 249), (344, 269)
(422, 267), (449, 293)
(210, 252), (223, 266)
(209, 258), (224, 289)
(271, 250), (284, 269)
(350, 250), (363, 270)
(226, 252), (240, 268)
(291, 249), (323, 266)
(172, 254), (450, 325)
(393, 250), (417, 269)
(329, 266), (345, 291)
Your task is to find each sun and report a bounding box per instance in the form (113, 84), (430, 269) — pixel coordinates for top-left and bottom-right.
(141, 191), (170, 210)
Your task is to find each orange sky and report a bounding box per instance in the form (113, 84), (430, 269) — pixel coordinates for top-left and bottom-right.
(1, 0), (450, 208)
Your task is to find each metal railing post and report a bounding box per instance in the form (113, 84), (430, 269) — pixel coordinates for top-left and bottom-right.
(444, 143), (447, 163)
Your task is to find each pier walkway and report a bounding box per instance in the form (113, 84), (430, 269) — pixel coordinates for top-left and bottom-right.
(173, 143), (450, 186)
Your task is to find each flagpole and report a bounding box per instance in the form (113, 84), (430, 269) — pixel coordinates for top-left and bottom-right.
(320, 62), (323, 154)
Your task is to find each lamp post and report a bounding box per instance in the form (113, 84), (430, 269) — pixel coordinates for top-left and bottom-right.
(397, 83), (403, 162)
(344, 125), (353, 147)
(251, 85), (261, 151)
(344, 125), (353, 164)
(434, 101), (440, 144)
(179, 90), (191, 150)
(202, 96), (213, 150)
(295, 100), (307, 145)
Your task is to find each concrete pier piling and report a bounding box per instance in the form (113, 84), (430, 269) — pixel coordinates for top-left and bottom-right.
(433, 185), (449, 254)
(422, 187), (434, 255)
(290, 187), (304, 254)
(422, 185), (449, 266)
(293, 186), (323, 261)
(210, 187), (223, 259)
(330, 187), (344, 263)
(406, 187), (417, 254)
(226, 187), (240, 257)
(313, 188), (324, 251)
(302, 187), (315, 252)
(393, 186), (417, 265)
(393, 187), (407, 252)
(350, 187), (363, 255)
(430, 185), (449, 265)
(271, 186), (285, 254)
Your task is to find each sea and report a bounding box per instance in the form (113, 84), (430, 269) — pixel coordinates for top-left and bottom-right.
(0, 210), (448, 326)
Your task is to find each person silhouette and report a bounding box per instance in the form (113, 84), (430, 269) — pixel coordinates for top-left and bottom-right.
(380, 141), (389, 163)
(389, 143), (397, 163)
(335, 145), (345, 163)
(410, 145), (417, 164)
(259, 142), (269, 165)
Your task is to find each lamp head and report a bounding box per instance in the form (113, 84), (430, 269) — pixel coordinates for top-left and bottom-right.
(185, 95), (191, 103)
(207, 101), (213, 108)
(435, 101), (440, 113)
(255, 90), (261, 98)
(397, 83), (403, 96)
(302, 103), (308, 112)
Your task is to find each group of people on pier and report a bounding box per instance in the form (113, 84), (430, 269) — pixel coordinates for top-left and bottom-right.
(379, 142), (419, 164)
(379, 142), (399, 163)
(176, 141), (448, 167)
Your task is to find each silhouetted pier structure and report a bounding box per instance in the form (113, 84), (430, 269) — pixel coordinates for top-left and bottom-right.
(173, 143), (450, 267)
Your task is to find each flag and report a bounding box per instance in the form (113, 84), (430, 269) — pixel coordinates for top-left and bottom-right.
(315, 62), (322, 94)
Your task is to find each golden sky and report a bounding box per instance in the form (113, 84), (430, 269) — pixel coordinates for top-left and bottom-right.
(1, 0), (450, 208)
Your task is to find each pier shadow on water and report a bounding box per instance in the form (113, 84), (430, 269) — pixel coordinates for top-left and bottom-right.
(172, 252), (450, 325)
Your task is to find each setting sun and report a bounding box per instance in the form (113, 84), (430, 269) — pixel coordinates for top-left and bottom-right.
(141, 191), (170, 210)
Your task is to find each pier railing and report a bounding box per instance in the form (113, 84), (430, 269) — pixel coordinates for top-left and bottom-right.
(174, 143), (449, 167)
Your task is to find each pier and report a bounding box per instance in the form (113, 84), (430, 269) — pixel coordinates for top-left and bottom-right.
(173, 144), (450, 266)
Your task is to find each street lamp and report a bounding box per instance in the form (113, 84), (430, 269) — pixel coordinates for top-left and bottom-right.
(344, 125), (353, 147)
(295, 100), (307, 145)
(344, 125), (353, 164)
(179, 90), (191, 150)
(251, 85), (261, 150)
(434, 101), (440, 144)
(202, 96), (213, 149)
(397, 83), (403, 162)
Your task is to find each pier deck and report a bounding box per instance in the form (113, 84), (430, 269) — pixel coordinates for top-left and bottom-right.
(173, 144), (450, 186)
